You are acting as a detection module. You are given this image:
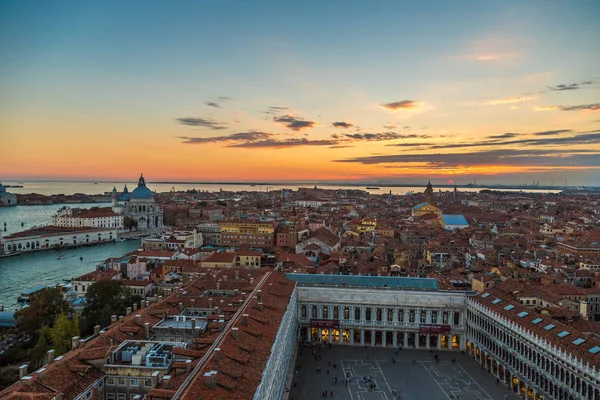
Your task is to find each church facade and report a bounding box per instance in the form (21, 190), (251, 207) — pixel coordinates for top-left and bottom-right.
(112, 174), (164, 231)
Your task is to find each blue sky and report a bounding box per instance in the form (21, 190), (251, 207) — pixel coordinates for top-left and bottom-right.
(1, 0), (599, 185)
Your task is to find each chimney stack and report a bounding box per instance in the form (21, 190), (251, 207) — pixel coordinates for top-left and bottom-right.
(257, 302), (263, 311)
(216, 282), (220, 290)
(118, 315), (124, 323)
(94, 325), (101, 335)
(235, 270), (239, 279)
(133, 302), (138, 311)
(191, 319), (196, 330)
(72, 336), (80, 350)
(145, 300), (150, 308)
(126, 307), (132, 316)
(256, 290), (262, 300)
(46, 349), (55, 365)
(19, 365), (28, 379)
(242, 314), (249, 326)
(135, 314), (142, 325)
(178, 302), (183, 311)
(162, 375), (171, 389)
(232, 327), (239, 340)
(250, 277), (254, 285)
(185, 359), (192, 372)
(203, 371), (217, 389)
(79, 339), (86, 347)
(191, 299), (195, 307)
(111, 315), (117, 324)
(213, 348), (221, 362)
(209, 298), (213, 308)
(144, 322), (150, 339)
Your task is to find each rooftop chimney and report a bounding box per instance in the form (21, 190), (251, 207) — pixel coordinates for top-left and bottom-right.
(191, 299), (195, 306)
(191, 319), (196, 330)
(213, 348), (221, 362)
(145, 300), (150, 307)
(185, 359), (192, 372)
(144, 322), (150, 339)
(46, 349), (55, 365)
(79, 339), (86, 347)
(209, 298), (213, 308)
(178, 302), (183, 311)
(216, 282), (220, 290)
(126, 307), (132, 316)
(94, 325), (101, 336)
(203, 371), (217, 389)
(118, 315), (124, 323)
(19, 365), (28, 379)
(256, 290), (262, 300)
(111, 315), (117, 324)
(133, 302), (138, 311)
(257, 302), (263, 311)
(235, 270), (239, 279)
(232, 327), (239, 340)
(135, 314), (142, 325)
(72, 336), (80, 350)
(162, 375), (171, 389)
(250, 277), (254, 285)
(242, 314), (249, 326)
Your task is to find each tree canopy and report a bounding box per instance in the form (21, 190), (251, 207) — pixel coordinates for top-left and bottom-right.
(80, 280), (135, 335)
(15, 288), (70, 338)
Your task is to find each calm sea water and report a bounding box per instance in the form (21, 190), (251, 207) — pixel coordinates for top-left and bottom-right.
(1, 180), (562, 196)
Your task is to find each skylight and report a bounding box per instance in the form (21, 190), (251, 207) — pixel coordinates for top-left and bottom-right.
(557, 331), (570, 338)
(492, 299), (502, 304)
(590, 346), (600, 354)
(517, 311), (529, 317)
(481, 293), (490, 298)
(572, 338), (586, 346)
(531, 318), (543, 324)
(504, 305), (515, 311)
(544, 324), (556, 331)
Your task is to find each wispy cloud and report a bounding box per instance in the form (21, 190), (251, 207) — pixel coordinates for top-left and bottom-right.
(534, 106), (560, 112)
(379, 100), (426, 112)
(487, 133), (519, 139)
(473, 95), (535, 106)
(229, 138), (338, 148)
(546, 80), (594, 91)
(337, 132), (431, 141)
(332, 121), (354, 128)
(334, 149), (600, 167)
(533, 130), (571, 136)
(458, 52), (517, 61)
(179, 131), (271, 144)
(273, 114), (316, 131)
(176, 117), (227, 130)
(205, 101), (220, 108)
(561, 103), (600, 112)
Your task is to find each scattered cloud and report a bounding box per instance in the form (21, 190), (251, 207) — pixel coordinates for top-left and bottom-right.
(332, 121), (354, 129)
(383, 125), (396, 129)
(273, 114), (316, 131)
(487, 133), (519, 139)
(533, 130), (571, 136)
(229, 138), (338, 148)
(218, 96), (233, 101)
(380, 100), (422, 111)
(546, 81), (594, 91)
(176, 117), (227, 130)
(534, 106), (560, 112)
(561, 103), (600, 112)
(341, 132), (431, 141)
(205, 101), (220, 108)
(334, 148), (600, 167)
(179, 131), (272, 144)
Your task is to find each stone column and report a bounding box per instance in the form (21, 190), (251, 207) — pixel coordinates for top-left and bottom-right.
(448, 311), (453, 326)
(382, 308), (387, 323)
(360, 330), (365, 345)
(307, 327), (311, 343)
(371, 330), (375, 346)
(448, 335), (452, 349)
(415, 333), (420, 348)
(416, 310), (421, 325)
(350, 329), (355, 344)
(460, 336), (466, 350)
(382, 331), (386, 347)
(437, 334), (441, 349)
(403, 332), (408, 348)
(393, 331), (398, 347)
(426, 310), (432, 324)
(328, 329), (332, 343)
(404, 309), (409, 324)
(436, 309), (442, 324)
(426, 334), (431, 349)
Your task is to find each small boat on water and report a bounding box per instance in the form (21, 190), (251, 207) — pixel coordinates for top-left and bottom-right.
(366, 187), (380, 190)
(57, 255), (66, 260)
(0, 251), (21, 258)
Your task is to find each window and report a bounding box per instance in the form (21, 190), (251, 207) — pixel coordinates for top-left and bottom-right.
(532, 318), (543, 324)
(442, 311), (448, 324)
(322, 306), (328, 319)
(117, 394), (126, 400)
(106, 395), (115, 400)
(409, 310), (415, 323)
(376, 308), (382, 322)
(107, 378), (116, 385)
(301, 305), (307, 318)
(420, 312), (426, 323)
(311, 306), (317, 318)
(492, 299), (501, 304)
(517, 311), (529, 318)
(589, 346), (600, 354)
(355, 307), (361, 320)
(544, 324), (556, 331)
(431, 310), (437, 323)
(557, 331), (570, 338)
(344, 307), (350, 320)
(573, 338), (586, 345)
(504, 305), (515, 311)
(453, 312), (460, 325)
(481, 293), (490, 298)
(118, 378), (125, 386)
(130, 379), (138, 386)
(365, 308), (372, 321)
(333, 306), (339, 320)
(145, 379), (153, 387)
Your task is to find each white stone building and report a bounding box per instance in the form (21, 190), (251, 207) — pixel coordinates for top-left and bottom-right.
(52, 206), (124, 229)
(112, 174), (164, 231)
(1, 226), (117, 254)
(0, 183), (17, 207)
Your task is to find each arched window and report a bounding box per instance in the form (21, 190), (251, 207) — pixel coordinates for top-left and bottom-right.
(311, 306), (317, 318)
(322, 306), (328, 319)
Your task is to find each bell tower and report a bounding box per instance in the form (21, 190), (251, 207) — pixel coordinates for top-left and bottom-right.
(424, 180), (434, 204)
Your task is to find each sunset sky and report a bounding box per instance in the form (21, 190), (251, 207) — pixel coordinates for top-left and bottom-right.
(1, 0), (599, 185)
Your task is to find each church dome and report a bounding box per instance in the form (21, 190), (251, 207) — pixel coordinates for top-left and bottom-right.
(131, 174), (154, 200)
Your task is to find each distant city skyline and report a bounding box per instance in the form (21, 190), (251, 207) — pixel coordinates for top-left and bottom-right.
(1, 0), (599, 185)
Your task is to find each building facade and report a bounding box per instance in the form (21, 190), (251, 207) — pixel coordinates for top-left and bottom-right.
(1, 226), (117, 254)
(112, 174), (164, 231)
(219, 218), (274, 248)
(52, 206), (124, 229)
(0, 183), (17, 207)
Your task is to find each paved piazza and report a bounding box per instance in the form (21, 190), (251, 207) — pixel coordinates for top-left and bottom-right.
(288, 345), (522, 400)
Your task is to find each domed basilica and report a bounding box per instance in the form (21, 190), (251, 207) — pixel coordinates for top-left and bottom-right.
(112, 174), (164, 231)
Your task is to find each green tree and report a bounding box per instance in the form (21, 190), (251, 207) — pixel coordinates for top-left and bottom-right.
(50, 314), (79, 356)
(15, 288), (70, 339)
(80, 280), (133, 335)
(29, 327), (51, 369)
